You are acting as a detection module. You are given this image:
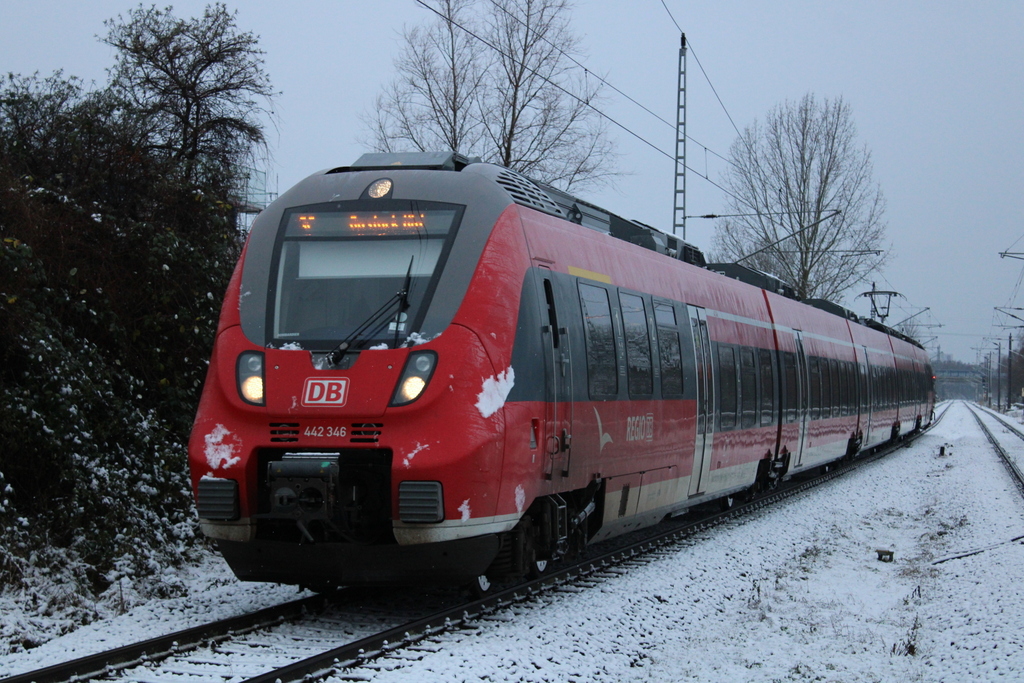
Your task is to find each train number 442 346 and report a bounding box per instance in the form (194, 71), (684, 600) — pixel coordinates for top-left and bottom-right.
(304, 425), (347, 438)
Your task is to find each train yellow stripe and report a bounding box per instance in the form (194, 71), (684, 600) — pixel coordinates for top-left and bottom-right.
(568, 266), (612, 284)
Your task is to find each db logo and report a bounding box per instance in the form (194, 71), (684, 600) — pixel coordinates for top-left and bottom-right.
(302, 378), (349, 407)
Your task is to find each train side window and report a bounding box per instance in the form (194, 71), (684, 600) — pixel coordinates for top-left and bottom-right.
(872, 366), (881, 409)
(740, 348), (757, 428)
(829, 358), (840, 418)
(836, 361), (845, 416)
(825, 359), (834, 417)
(654, 304), (684, 396)
(876, 367), (882, 408)
(888, 368), (896, 409)
(821, 357), (833, 418)
(840, 361), (851, 416)
(783, 351), (798, 424)
(880, 366), (887, 409)
(758, 348), (775, 426)
(619, 292), (653, 397)
(578, 283), (618, 397)
(881, 367), (887, 408)
(718, 345), (737, 430)
(851, 362), (859, 414)
(809, 357), (821, 420)
(871, 366), (880, 409)
(893, 368), (899, 408)
(858, 362), (867, 412)
(885, 367), (890, 408)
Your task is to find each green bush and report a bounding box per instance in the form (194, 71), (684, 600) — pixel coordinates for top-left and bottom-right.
(0, 43), (250, 619)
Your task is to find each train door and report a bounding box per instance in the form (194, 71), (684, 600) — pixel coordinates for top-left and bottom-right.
(686, 306), (714, 496)
(793, 331), (809, 468)
(540, 273), (573, 478)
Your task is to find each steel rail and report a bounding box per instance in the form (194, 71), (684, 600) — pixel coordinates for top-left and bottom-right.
(0, 593), (332, 683)
(966, 404), (1024, 497)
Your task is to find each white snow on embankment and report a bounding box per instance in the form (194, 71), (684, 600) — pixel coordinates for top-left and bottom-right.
(2, 402), (1023, 682)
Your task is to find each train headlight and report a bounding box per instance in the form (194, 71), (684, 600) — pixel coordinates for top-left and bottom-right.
(399, 376), (426, 402)
(390, 351), (437, 407)
(367, 178), (393, 199)
(237, 351), (265, 405)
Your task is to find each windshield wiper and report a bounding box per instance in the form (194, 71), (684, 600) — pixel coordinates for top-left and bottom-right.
(393, 256), (414, 348)
(327, 256), (414, 366)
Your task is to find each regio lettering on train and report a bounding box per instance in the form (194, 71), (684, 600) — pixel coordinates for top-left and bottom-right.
(626, 414), (655, 442)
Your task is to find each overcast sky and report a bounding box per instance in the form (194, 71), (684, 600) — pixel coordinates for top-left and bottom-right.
(3, 0), (1022, 362)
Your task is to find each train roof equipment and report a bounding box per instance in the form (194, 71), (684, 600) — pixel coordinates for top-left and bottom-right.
(320, 152), (920, 349)
(323, 152), (707, 268)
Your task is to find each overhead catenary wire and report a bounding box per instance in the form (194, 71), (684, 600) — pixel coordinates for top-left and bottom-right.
(486, 0), (729, 167)
(413, 0), (754, 212)
(658, 1), (745, 147)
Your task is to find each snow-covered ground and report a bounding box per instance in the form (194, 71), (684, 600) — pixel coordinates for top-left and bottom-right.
(0, 554), (309, 677)
(349, 402), (1024, 682)
(3, 401), (1023, 682)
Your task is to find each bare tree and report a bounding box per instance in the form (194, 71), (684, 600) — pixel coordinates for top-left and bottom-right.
(102, 3), (275, 185)
(364, 0), (615, 191)
(896, 319), (920, 340)
(711, 94), (887, 301)
(365, 0), (487, 155)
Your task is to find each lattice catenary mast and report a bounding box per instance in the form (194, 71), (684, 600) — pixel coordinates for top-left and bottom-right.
(673, 33), (687, 238)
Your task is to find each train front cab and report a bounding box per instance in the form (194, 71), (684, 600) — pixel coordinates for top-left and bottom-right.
(189, 162), (553, 587)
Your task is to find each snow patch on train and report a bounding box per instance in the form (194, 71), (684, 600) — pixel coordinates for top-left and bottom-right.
(404, 332), (439, 346)
(515, 484), (526, 514)
(476, 367), (515, 418)
(403, 442), (430, 468)
(459, 499), (472, 521)
(204, 424), (240, 470)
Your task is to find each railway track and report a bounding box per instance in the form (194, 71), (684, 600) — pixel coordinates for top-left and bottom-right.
(2, 408), (948, 683)
(965, 403), (1024, 497)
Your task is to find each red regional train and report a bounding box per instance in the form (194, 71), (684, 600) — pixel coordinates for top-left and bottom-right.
(188, 152), (934, 591)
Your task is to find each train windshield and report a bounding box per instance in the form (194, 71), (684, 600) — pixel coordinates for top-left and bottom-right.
(270, 200), (463, 348)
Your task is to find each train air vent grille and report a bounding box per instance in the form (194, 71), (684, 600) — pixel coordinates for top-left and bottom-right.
(495, 170), (563, 217)
(269, 423), (300, 442)
(196, 478), (239, 521)
(399, 481), (444, 523)
(351, 423), (384, 443)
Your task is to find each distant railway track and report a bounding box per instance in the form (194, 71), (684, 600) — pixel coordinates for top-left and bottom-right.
(2, 409), (948, 683)
(965, 403), (1024, 498)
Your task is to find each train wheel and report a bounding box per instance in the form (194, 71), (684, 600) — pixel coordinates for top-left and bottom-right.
(719, 495), (735, 511)
(468, 574), (492, 599)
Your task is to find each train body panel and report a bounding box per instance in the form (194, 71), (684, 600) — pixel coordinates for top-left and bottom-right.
(188, 153), (934, 588)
